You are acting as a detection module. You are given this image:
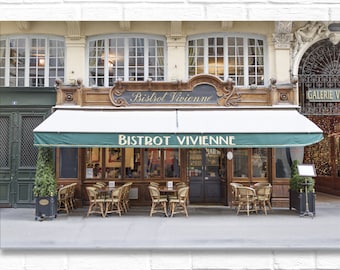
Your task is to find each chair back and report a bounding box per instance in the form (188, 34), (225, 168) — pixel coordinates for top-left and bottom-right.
(237, 186), (257, 200)
(257, 185), (272, 199)
(86, 186), (98, 201)
(230, 182), (243, 199)
(177, 186), (189, 202)
(148, 185), (160, 200)
(58, 186), (69, 200)
(175, 182), (187, 189)
(149, 182), (159, 188)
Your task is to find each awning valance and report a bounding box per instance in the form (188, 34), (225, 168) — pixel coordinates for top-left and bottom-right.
(33, 108), (323, 148)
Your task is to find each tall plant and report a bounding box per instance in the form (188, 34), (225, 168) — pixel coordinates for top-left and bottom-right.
(33, 147), (57, 197)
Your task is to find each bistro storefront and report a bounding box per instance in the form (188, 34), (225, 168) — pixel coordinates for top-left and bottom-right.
(33, 74), (323, 207)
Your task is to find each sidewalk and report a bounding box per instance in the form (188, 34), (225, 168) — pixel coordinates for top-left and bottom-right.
(1, 192), (340, 250)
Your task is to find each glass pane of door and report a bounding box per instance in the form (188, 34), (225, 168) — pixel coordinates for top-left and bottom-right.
(206, 149), (221, 178)
(187, 149), (202, 177)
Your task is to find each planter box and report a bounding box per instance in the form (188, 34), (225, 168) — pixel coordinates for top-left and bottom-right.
(35, 195), (57, 220)
(289, 190), (315, 216)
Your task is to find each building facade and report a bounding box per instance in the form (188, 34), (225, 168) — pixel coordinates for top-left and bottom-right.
(1, 20), (339, 208)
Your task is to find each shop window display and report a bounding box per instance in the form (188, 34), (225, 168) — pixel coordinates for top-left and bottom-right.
(84, 147), (180, 180)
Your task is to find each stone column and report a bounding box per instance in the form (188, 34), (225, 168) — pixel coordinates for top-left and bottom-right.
(272, 21), (293, 84)
(65, 22), (85, 85)
(167, 21), (186, 81)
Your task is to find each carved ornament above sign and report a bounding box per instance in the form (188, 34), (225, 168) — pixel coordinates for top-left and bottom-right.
(109, 74), (241, 107)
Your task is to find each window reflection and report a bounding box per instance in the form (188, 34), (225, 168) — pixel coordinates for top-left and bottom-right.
(125, 148), (141, 178)
(275, 148), (291, 178)
(164, 149), (180, 178)
(252, 148), (267, 178)
(85, 148), (102, 179)
(144, 149), (161, 178)
(233, 149), (248, 177)
(105, 148), (122, 179)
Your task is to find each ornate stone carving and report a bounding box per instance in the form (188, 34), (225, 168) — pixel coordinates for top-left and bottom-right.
(272, 21), (293, 49)
(293, 21), (329, 56)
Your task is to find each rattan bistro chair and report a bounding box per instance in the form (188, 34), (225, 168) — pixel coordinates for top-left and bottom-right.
(230, 182), (243, 210)
(119, 182), (133, 213)
(236, 186), (258, 216)
(86, 186), (106, 218)
(105, 186), (124, 216)
(256, 184), (272, 215)
(57, 185), (70, 214)
(148, 185), (168, 217)
(169, 186), (189, 217)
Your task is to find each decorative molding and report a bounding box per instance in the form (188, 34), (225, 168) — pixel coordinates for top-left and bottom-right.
(170, 21), (182, 38)
(293, 21), (329, 56)
(65, 21), (81, 40)
(16, 21), (30, 31)
(221, 21), (233, 30)
(272, 21), (293, 49)
(119, 21), (131, 31)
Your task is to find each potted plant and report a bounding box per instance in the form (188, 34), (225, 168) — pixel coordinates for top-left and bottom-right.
(289, 160), (316, 216)
(33, 147), (58, 220)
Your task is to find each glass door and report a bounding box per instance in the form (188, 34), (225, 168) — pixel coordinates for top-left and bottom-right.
(188, 149), (222, 203)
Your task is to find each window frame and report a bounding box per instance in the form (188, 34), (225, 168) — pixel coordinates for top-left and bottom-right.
(186, 33), (268, 87)
(0, 35), (65, 87)
(86, 34), (167, 87)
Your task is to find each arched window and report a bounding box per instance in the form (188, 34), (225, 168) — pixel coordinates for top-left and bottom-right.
(0, 36), (65, 87)
(187, 34), (266, 86)
(87, 35), (166, 86)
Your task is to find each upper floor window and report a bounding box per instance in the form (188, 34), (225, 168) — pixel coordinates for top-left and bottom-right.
(0, 36), (65, 87)
(187, 34), (266, 86)
(88, 35), (166, 87)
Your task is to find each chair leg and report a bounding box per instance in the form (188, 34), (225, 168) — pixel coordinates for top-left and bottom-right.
(163, 202), (168, 217)
(150, 202), (155, 216)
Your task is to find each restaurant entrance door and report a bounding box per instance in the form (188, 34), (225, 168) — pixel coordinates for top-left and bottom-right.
(187, 149), (223, 203)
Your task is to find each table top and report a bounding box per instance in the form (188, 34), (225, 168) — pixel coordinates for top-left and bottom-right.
(159, 187), (177, 193)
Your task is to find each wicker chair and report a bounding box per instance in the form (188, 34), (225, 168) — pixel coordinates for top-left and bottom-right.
(169, 186), (189, 217)
(57, 185), (70, 214)
(121, 182), (133, 213)
(68, 183), (77, 210)
(236, 186), (258, 216)
(86, 186), (106, 218)
(256, 184), (272, 215)
(105, 186), (124, 216)
(148, 185), (168, 217)
(230, 182), (243, 210)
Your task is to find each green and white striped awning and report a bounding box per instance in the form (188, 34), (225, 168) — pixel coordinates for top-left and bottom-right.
(33, 108), (323, 148)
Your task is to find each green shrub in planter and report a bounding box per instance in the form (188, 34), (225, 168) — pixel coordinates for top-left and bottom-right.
(289, 160), (315, 192)
(289, 160), (315, 216)
(33, 147), (57, 220)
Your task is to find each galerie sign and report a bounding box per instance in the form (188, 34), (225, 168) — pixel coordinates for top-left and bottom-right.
(306, 89), (340, 102)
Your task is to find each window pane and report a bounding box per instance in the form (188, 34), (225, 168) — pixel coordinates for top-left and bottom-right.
(233, 149), (248, 177)
(164, 149), (180, 178)
(144, 149), (161, 178)
(275, 148), (291, 178)
(188, 149), (202, 177)
(85, 148), (102, 179)
(252, 148), (267, 178)
(105, 148), (122, 179)
(59, 148), (78, 178)
(125, 148), (141, 178)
